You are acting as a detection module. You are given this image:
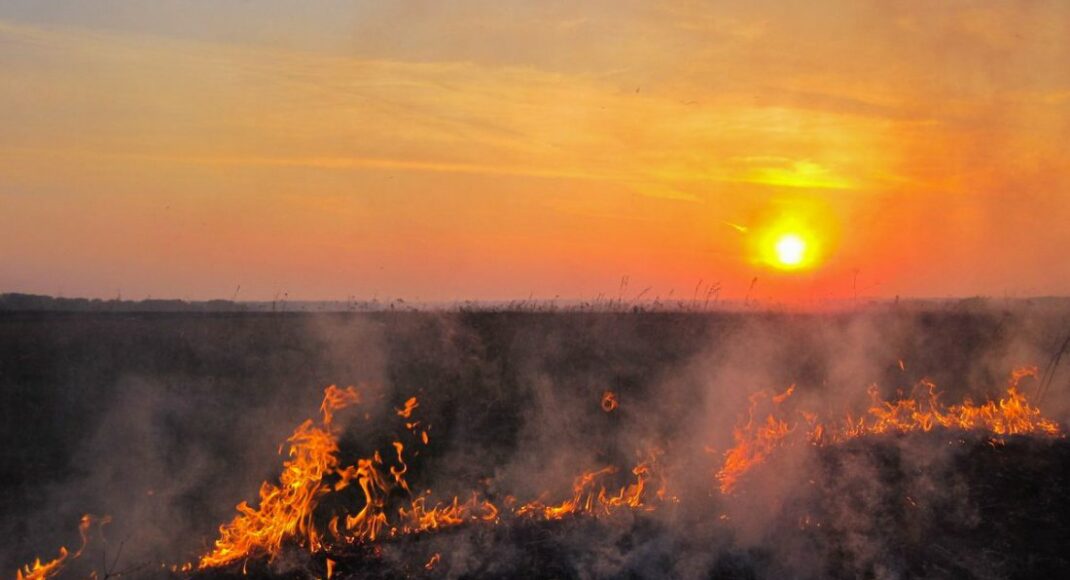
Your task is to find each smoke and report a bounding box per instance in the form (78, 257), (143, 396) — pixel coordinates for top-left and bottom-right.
(1, 314), (388, 575)
(4, 302), (1070, 577)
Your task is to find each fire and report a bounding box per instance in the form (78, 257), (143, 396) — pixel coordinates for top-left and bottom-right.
(16, 548), (67, 580)
(16, 514), (101, 580)
(424, 553), (441, 570)
(199, 385), (360, 568)
(396, 396), (419, 418)
(717, 386), (796, 494)
(846, 368), (1059, 438)
(334, 453), (499, 542)
(716, 368), (1061, 494)
(515, 461), (659, 520)
(183, 367), (1058, 576)
(601, 390), (618, 412)
(198, 383), (668, 573)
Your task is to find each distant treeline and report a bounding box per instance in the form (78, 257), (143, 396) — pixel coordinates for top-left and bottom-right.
(3, 292), (1068, 314)
(0, 293), (406, 313)
(0, 293), (246, 312)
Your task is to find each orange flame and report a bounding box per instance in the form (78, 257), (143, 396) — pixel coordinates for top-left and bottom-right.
(716, 386), (795, 494)
(716, 369), (1061, 494)
(842, 368), (1059, 438)
(28, 364), (1059, 579)
(199, 383), (666, 570)
(16, 548), (68, 580)
(515, 460), (657, 520)
(191, 369), (1059, 576)
(199, 385), (360, 568)
(16, 514), (101, 580)
(396, 397), (419, 418)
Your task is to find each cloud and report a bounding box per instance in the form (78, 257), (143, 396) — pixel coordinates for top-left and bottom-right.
(1, 0), (1069, 299)
(0, 17), (895, 199)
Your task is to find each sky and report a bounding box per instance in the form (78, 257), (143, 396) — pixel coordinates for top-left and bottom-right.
(1, 1), (1068, 303)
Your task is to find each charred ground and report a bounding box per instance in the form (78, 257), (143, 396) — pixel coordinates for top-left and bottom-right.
(194, 435), (1070, 579)
(3, 303), (1070, 578)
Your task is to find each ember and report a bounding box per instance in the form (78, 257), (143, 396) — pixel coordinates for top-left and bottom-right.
(601, 390), (619, 412)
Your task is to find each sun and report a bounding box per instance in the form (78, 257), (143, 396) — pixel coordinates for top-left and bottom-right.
(745, 200), (833, 273)
(774, 233), (807, 268)
(752, 224), (821, 272)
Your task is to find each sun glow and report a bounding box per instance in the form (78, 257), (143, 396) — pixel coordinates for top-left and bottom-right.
(774, 233), (807, 268)
(747, 200), (835, 274)
(755, 224), (821, 272)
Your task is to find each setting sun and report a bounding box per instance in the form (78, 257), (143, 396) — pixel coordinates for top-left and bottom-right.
(774, 233), (807, 269)
(748, 203), (831, 275)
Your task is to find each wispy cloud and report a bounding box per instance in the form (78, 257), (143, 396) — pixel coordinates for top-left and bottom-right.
(2, 1), (1069, 299)
(0, 17), (899, 202)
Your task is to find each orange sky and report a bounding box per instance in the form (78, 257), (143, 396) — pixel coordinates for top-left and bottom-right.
(1, 1), (1069, 303)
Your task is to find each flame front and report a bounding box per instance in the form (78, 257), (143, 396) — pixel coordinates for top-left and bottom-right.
(19, 363), (1064, 578)
(183, 368), (1061, 575)
(849, 369), (1059, 438)
(196, 386), (667, 573)
(717, 368), (1061, 494)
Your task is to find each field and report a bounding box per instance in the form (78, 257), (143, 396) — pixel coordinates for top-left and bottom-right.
(3, 303), (1070, 579)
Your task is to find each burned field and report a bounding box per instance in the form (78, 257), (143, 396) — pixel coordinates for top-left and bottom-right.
(192, 435), (1070, 580)
(4, 304), (1070, 579)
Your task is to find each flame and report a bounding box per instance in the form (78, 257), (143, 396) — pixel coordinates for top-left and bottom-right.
(516, 460), (658, 520)
(188, 367), (1059, 576)
(396, 397), (419, 418)
(320, 385), (361, 425)
(338, 456), (390, 541)
(16, 548), (68, 580)
(16, 514), (102, 580)
(341, 455), (504, 541)
(717, 386), (795, 494)
(13, 358), (1063, 580)
(601, 390), (619, 412)
(845, 368), (1059, 438)
(716, 369), (1061, 494)
(199, 385), (360, 568)
(199, 381), (665, 571)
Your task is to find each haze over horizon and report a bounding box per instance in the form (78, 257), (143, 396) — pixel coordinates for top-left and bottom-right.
(2, 1), (1069, 303)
